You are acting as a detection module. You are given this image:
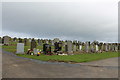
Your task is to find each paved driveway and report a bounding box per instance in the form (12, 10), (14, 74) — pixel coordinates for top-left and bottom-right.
(2, 50), (119, 78)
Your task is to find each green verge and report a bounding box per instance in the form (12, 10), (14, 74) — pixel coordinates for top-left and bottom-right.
(2, 44), (119, 63)
(17, 52), (119, 63)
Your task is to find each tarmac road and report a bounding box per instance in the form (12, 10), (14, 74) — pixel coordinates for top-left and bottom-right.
(2, 50), (119, 78)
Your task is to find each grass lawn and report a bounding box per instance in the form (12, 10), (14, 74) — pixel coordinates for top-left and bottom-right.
(2, 43), (119, 63)
(17, 52), (119, 63)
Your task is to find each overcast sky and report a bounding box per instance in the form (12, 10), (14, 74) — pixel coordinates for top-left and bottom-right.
(1, 0), (119, 42)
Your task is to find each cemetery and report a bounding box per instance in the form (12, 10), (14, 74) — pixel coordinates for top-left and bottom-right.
(1, 36), (120, 63)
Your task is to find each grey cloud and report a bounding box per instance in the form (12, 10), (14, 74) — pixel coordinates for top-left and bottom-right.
(2, 1), (118, 42)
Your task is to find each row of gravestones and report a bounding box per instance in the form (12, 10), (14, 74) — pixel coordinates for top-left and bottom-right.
(1, 36), (119, 54)
(16, 39), (120, 54)
(62, 41), (119, 53)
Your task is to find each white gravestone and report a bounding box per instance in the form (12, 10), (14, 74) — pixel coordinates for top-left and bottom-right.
(105, 44), (108, 52)
(16, 43), (24, 54)
(95, 45), (99, 52)
(79, 45), (82, 51)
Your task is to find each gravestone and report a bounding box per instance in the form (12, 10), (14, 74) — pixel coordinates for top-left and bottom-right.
(105, 43), (108, 52)
(54, 42), (62, 52)
(95, 45), (99, 52)
(24, 38), (28, 46)
(78, 41), (82, 51)
(99, 43), (103, 52)
(54, 42), (59, 52)
(93, 41), (99, 52)
(16, 43), (24, 54)
(79, 45), (82, 51)
(101, 43), (104, 52)
(108, 44), (111, 51)
(112, 44), (115, 52)
(31, 38), (37, 50)
(43, 43), (51, 54)
(90, 43), (95, 53)
(110, 44), (113, 51)
(73, 43), (77, 52)
(67, 41), (73, 53)
(64, 41), (68, 52)
(3, 36), (10, 45)
(58, 42), (62, 51)
(85, 41), (90, 53)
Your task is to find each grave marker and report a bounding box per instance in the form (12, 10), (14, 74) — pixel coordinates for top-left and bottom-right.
(67, 41), (73, 53)
(31, 38), (37, 50)
(16, 43), (24, 54)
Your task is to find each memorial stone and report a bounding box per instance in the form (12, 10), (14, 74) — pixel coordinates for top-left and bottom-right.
(105, 43), (108, 52)
(91, 43), (95, 53)
(73, 43), (77, 52)
(24, 38), (28, 46)
(3, 36), (10, 45)
(16, 43), (24, 54)
(85, 41), (90, 53)
(67, 41), (73, 53)
(31, 38), (37, 50)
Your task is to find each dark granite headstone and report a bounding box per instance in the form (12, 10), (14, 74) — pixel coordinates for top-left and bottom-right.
(43, 43), (51, 55)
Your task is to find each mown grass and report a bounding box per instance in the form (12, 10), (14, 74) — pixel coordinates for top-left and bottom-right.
(2, 45), (66, 53)
(2, 43), (119, 63)
(17, 52), (119, 63)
